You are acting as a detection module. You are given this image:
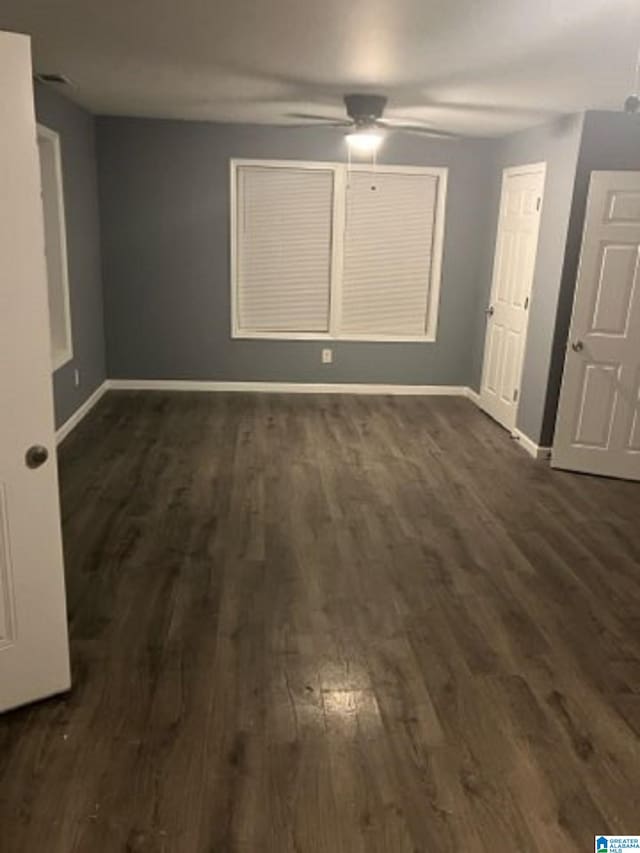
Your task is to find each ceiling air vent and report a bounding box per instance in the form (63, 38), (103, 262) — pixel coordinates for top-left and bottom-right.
(34, 73), (75, 86)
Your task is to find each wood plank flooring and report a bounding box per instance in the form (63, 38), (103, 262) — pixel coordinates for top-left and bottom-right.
(1, 391), (639, 852)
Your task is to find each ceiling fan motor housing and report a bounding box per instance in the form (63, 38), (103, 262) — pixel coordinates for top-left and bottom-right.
(344, 93), (388, 126)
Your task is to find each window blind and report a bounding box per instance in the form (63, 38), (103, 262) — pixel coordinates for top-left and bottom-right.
(340, 170), (438, 336)
(236, 165), (334, 333)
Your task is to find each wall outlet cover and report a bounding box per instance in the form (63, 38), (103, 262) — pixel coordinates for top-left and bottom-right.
(322, 348), (333, 364)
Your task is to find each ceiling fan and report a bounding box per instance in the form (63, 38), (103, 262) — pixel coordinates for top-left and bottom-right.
(288, 93), (458, 151)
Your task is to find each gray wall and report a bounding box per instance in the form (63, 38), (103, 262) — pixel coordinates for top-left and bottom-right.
(27, 95), (640, 444)
(539, 110), (640, 445)
(97, 118), (496, 387)
(469, 114), (585, 444)
(35, 83), (106, 428)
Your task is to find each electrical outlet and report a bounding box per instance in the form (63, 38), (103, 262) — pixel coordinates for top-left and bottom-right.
(322, 348), (333, 364)
(74, 368), (80, 387)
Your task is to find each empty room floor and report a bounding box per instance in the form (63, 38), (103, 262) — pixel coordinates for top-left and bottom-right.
(1, 392), (639, 852)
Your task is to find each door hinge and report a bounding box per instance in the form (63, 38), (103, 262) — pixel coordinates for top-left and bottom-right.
(524, 296), (529, 310)
(513, 388), (519, 402)
(536, 197), (541, 211)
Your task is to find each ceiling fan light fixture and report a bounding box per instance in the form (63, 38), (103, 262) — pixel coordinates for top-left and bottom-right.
(345, 128), (384, 153)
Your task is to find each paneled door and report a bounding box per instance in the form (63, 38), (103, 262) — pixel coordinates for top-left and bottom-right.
(0, 31), (71, 711)
(553, 171), (640, 480)
(480, 163), (546, 431)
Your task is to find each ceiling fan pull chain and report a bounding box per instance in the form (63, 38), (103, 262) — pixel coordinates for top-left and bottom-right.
(624, 45), (640, 112)
(371, 145), (378, 190)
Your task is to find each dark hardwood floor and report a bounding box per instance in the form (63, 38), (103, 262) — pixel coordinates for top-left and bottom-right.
(1, 391), (639, 852)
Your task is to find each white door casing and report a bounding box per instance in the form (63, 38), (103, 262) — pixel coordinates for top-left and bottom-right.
(552, 171), (640, 481)
(480, 163), (546, 432)
(0, 31), (71, 711)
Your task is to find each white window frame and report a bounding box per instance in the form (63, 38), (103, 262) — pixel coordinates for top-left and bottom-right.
(37, 123), (73, 371)
(230, 158), (448, 342)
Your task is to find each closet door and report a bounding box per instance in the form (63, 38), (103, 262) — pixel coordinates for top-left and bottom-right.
(479, 164), (546, 432)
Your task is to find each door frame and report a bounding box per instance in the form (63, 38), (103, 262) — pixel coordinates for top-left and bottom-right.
(479, 161), (547, 432)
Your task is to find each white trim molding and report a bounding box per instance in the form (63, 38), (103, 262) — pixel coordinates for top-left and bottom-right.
(55, 381), (108, 444)
(510, 428), (552, 460)
(106, 379), (468, 396)
(465, 387), (481, 406)
(466, 386), (550, 460)
(56, 381), (551, 462)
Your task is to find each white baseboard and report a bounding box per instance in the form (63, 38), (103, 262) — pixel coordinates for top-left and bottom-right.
(53, 380), (481, 447)
(55, 381), (108, 445)
(55, 380), (551, 461)
(511, 428), (552, 460)
(464, 388), (551, 461)
(106, 379), (470, 397)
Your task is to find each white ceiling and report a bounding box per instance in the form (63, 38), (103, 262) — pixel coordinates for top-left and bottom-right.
(1, 0), (639, 136)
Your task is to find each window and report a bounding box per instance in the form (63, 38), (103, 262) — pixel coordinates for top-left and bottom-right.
(37, 124), (73, 370)
(235, 163), (334, 334)
(231, 159), (447, 342)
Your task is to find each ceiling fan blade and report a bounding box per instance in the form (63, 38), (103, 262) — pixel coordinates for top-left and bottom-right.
(283, 123), (353, 130)
(378, 120), (459, 139)
(400, 126), (460, 139)
(285, 112), (352, 126)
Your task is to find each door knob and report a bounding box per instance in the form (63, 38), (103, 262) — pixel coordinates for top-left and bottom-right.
(571, 340), (584, 353)
(485, 305), (495, 317)
(25, 445), (49, 469)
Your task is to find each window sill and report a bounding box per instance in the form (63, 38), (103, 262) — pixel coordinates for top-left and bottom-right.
(232, 331), (436, 343)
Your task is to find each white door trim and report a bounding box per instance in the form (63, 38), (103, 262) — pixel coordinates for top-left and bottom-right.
(503, 161), (548, 179)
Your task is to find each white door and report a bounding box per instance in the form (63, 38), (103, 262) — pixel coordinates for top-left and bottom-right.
(0, 31), (71, 711)
(480, 164), (546, 431)
(552, 171), (640, 481)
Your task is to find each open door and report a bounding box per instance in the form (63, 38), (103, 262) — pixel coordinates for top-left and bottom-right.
(552, 171), (640, 481)
(0, 31), (71, 711)
(479, 163), (546, 432)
